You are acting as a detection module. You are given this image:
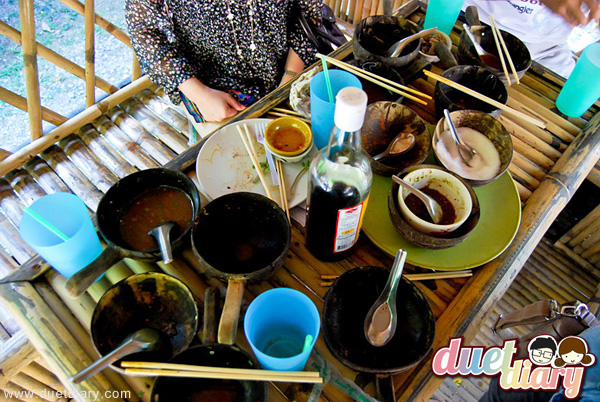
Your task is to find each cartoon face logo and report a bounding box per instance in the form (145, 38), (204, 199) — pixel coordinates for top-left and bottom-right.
(528, 336), (557, 365)
(553, 336), (596, 368)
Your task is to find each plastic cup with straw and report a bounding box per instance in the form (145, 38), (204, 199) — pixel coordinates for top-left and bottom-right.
(19, 193), (103, 279)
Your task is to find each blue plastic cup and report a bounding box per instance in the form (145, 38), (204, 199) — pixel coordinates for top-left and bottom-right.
(310, 69), (362, 150)
(423, 0), (465, 35)
(556, 43), (600, 118)
(19, 193), (103, 278)
(244, 288), (320, 371)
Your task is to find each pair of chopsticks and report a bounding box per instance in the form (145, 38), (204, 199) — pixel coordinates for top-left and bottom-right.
(268, 108), (311, 123)
(121, 361), (323, 384)
(316, 53), (432, 106)
(488, 15), (519, 86)
(237, 124), (274, 201)
(276, 159), (290, 222)
(319, 270), (473, 286)
(423, 70), (546, 129)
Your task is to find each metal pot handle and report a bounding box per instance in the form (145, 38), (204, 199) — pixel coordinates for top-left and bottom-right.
(376, 374), (396, 402)
(65, 246), (125, 298)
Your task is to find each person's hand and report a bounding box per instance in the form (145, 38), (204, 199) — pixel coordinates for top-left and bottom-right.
(541, 0), (600, 26)
(179, 78), (245, 122)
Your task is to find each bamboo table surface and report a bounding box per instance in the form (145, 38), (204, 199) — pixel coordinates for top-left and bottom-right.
(1, 11), (600, 402)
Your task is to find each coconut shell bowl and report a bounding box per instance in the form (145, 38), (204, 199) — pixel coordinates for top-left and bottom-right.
(361, 101), (430, 177)
(388, 165), (480, 249)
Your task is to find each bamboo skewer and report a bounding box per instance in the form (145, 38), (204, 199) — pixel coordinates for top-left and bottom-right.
(489, 15), (520, 85)
(267, 111), (311, 124)
(237, 125), (273, 201)
(272, 107), (304, 117)
(487, 15), (511, 86)
(317, 53), (431, 105)
(320, 270), (473, 285)
(423, 70), (546, 128)
(276, 159), (290, 222)
(121, 362), (323, 384)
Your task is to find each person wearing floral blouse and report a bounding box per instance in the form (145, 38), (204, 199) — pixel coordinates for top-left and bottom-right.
(126, 0), (321, 126)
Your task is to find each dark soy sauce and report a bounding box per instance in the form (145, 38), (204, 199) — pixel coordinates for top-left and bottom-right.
(306, 182), (362, 262)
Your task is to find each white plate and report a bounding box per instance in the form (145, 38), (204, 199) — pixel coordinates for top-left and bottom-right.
(195, 118), (313, 208)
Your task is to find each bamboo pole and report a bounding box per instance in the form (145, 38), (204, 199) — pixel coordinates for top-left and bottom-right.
(0, 178), (27, 227)
(105, 106), (176, 165)
(41, 146), (104, 211)
(0, 247), (19, 279)
(92, 115), (160, 170)
(6, 169), (47, 206)
(510, 152), (547, 181)
(84, 0), (96, 107)
(77, 125), (138, 179)
(0, 333), (37, 389)
(12, 373), (68, 402)
(0, 87), (67, 126)
(58, 135), (119, 193)
(0, 149), (11, 163)
(23, 157), (71, 194)
(3, 381), (50, 402)
(503, 126), (555, 171)
(0, 211), (35, 265)
(21, 362), (69, 395)
(56, 0), (132, 48)
(558, 204), (600, 245)
(134, 90), (189, 134)
(0, 75), (152, 178)
(0, 22), (118, 95)
(19, 0), (43, 140)
(131, 57), (141, 81)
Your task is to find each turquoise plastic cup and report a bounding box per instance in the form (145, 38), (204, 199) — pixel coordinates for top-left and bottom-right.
(556, 43), (600, 118)
(19, 193), (103, 279)
(310, 69), (362, 150)
(244, 288), (320, 371)
(423, 0), (465, 35)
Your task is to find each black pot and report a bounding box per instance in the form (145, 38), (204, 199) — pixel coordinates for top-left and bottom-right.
(65, 168), (201, 298)
(90, 272), (199, 373)
(191, 192), (290, 345)
(323, 266), (435, 402)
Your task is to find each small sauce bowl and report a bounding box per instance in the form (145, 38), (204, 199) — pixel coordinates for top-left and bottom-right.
(397, 167), (472, 236)
(265, 117), (313, 163)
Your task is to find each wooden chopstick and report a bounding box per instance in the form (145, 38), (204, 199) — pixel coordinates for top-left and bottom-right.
(320, 270), (473, 286)
(489, 15), (520, 85)
(487, 16), (511, 86)
(423, 70), (546, 128)
(123, 368), (323, 383)
(272, 107), (305, 117)
(122, 361), (320, 377)
(268, 111), (311, 124)
(276, 159), (290, 222)
(236, 125), (274, 201)
(317, 53), (431, 105)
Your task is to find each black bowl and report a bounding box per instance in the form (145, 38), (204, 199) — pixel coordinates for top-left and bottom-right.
(434, 65), (508, 119)
(353, 16), (421, 70)
(458, 26), (531, 85)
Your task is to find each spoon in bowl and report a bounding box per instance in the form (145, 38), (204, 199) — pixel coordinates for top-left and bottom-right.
(443, 109), (477, 167)
(387, 27), (438, 58)
(462, 23), (502, 69)
(149, 221), (176, 264)
(364, 249), (407, 347)
(392, 175), (443, 224)
(372, 132), (416, 161)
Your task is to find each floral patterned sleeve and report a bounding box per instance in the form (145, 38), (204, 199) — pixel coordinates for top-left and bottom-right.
(125, 0), (195, 98)
(289, 0), (323, 65)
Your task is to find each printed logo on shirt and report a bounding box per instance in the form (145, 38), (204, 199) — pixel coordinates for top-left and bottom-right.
(431, 335), (596, 400)
(508, 0), (534, 15)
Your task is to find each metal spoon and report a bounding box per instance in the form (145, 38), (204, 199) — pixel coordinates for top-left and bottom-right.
(149, 221), (176, 264)
(372, 132), (416, 161)
(71, 328), (162, 383)
(443, 109), (477, 167)
(392, 175), (443, 224)
(462, 23), (502, 69)
(387, 27), (438, 58)
(364, 249), (407, 347)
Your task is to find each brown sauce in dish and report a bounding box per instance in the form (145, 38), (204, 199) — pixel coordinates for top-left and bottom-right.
(119, 186), (193, 251)
(271, 127), (305, 152)
(404, 185), (456, 225)
(186, 382), (245, 402)
(480, 54), (503, 70)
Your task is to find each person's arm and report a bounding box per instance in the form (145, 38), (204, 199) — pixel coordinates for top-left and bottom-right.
(540, 0), (600, 26)
(279, 48), (306, 86)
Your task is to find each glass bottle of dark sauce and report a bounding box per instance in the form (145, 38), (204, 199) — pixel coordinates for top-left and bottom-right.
(305, 87), (372, 261)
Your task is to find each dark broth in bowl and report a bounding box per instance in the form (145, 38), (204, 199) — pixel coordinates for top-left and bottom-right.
(404, 185), (456, 225)
(119, 186), (193, 251)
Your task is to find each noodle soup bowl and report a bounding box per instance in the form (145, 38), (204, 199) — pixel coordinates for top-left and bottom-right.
(433, 109), (513, 187)
(397, 167), (473, 236)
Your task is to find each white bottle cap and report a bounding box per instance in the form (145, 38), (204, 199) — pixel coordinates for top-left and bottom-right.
(334, 87), (368, 132)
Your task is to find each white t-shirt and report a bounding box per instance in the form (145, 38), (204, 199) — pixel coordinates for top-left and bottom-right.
(462, 0), (576, 77)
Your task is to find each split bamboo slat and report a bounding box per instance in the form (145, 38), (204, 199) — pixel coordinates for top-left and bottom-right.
(134, 90), (189, 134)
